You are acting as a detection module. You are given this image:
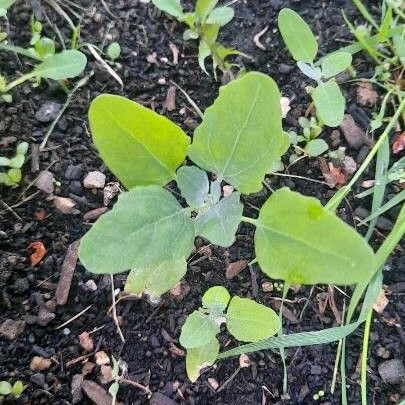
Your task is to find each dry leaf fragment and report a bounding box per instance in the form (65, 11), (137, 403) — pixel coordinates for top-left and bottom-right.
(99, 365), (113, 384)
(79, 331), (94, 352)
(392, 132), (405, 154)
(373, 288), (389, 314)
(30, 356), (52, 371)
(53, 196), (77, 214)
(280, 96), (291, 118)
(94, 351), (110, 365)
(225, 260), (248, 279)
(253, 26), (269, 50)
(356, 82), (378, 107)
(163, 86), (176, 112)
(28, 241), (46, 266)
(147, 52), (159, 65)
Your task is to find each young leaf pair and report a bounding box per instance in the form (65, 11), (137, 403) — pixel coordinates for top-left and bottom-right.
(278, 8), (352, 127)
(180, 286), (280, 382)
(151, 0), (241, 77)
(0, 142), (28, 186)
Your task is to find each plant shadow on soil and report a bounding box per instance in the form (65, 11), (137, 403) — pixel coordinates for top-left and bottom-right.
(0, 0), (404, 404)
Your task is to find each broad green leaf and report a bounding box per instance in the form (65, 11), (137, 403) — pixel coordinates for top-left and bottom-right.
(312, 80), (345, 127)
(186, 339), (219, 382)
(255, 188), (375, 285)
(89, 95), (190, 188)
(176, 166), (209, 208)
(0, 0), (15, 10)
(297, 61), (322, 81)
(188, 72), (284, 194)
(202, 286), (230, 312)
(198, 39), (211, 75)
(195, 192), (243, 247)
(11, 381), (24, 398)
(304, 139), (328, 156)
(79, 186), (195, 275)
(321, 52), (352, 79)
(0, 381), (12, 395)
(34, 50), (87, 80)
(124, 256), (187, 299)
(180, 310), (219, 348)
(278, 8), (318, 63)
(206, 7), (234, 26)
(0, 157), (11, 166)
(226, 297), (280, 342)
(196, 0), (218, 22)
(151, 0), (184, 18)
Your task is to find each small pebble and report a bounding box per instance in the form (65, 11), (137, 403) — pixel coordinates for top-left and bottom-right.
(35, 101), (61, 123)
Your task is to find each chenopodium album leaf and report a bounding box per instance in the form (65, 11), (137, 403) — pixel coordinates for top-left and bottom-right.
(188, 72), (286, 194)
(89, 94), (190, 189)
(254, 188), (375, 285)
(78, 186), (195, 275)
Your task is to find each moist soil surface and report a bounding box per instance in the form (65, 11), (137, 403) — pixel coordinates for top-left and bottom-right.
(0, 1), (404, 404)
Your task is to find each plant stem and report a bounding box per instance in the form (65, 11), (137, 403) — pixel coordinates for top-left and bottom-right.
(361, 310), (373, 405)
(3, 71), (37, 93)
(241, 216), (257, 226)
(0, 43), (42, 61)
(326, 97), (405, 211)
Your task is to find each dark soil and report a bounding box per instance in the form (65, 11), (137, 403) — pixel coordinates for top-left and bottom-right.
(0, 1), (404, 404)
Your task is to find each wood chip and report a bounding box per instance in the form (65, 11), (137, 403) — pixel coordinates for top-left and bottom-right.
(30, 356), (52, 371)
(28, 241), (47, 266)
(94, 351), (110, 365)
(373, 288), (389, 314)
(163, 86), (176, 112)
(169, 42), (179, 65)
(356, 82), (378, 107)
(226, 260), (248, 279)
(83, 207), (108, 221)
(55, 240), (80, 306)
(79, 331), (94, 352)
(239, 354), (250, 368)
(208, 377), (219, 391)
(392, 132), (405, 154)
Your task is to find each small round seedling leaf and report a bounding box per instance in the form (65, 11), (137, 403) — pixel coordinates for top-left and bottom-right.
(35, 37), (55, 59)
(206, 6), (234, 26)
(16, 142), (29, 156)
(202, 286), (230, 312)
(176, 166), (209, 208)
(304, 139), (328, 156)
(11, 381), (24, 398)
(0, 381), (12, 395)
(7, 168), (21, 184)
(9, 154), (24, 169)
(79, 186), (195, 275)
(226, 296), (281, 342)
(89, 94), (190, 189)
(195, 192), (243, 247)
(321, 52), (352, 79)
(180, 311), (219, 349)
(188, 72), (285, 194)
(312, 80), (345, 127)
(151, 0), (184, 18)
(278, 8), (318, 63)
(186, 339), (219, 382)
(0, 157), (11, 166)
(124, 256), (187, 299)
(255, 188), (375, 285)
(107, 42), (121, 61)
(34, 50), (87, 80)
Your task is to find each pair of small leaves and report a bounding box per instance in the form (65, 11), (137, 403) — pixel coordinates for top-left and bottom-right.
(88, 72), (286, 195)
(180, 286), (280, 381)
(278, 8), (351, 127)
(0, 381), (24, 398)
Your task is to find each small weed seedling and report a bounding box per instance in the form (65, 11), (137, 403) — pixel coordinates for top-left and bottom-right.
(313, 389), (325, 401)
(278, 8), (353, 127)
(287, 115), (328, 161)
(75, 71), (391, 383)
(0, 8), (87, 102)
(179, 286), (280, 381)
(0, 142), (28, 186)
(151, 0), (243, 77)
(0, 380), (25, 399)
(107, 42), (121, 62)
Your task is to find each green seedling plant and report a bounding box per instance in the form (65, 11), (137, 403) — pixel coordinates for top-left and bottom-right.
(0, 0), (15, 17)
(288, 115), (328, 160)
(73, 71), (399, 390)
(107, 42), (121, 62)
(180, 286), (280, 381)
(0, 15), (87, 102)
(0, 141), (28, 186)
(0, 380), (25, 399)
(151, 0), (243, 77)
(278, 8), (353, 127)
